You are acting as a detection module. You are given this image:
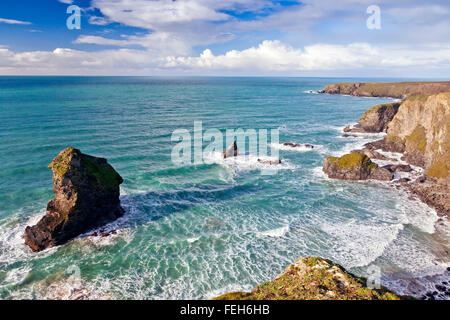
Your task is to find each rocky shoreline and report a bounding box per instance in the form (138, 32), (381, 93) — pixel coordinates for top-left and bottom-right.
(21, 82), (449, 300)
(321, 84), (449, 219)
(217, 81), (449, 301)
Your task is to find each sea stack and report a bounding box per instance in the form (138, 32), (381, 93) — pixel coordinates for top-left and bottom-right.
(24, 147), (124, 252)
(223, 140), (238, 159)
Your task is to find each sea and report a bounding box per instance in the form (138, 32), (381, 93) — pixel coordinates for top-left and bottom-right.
(0, 76), (448, 300)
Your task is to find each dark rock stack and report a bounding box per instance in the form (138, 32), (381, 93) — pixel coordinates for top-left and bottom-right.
(24, 147), (124, 252)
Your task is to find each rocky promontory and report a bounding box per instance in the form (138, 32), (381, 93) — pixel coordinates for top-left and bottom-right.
(323, 82), (450, 218)
(24, 147), (124, 252)
(344, 102), (400, 133)
(320, 82), (450, 99)
(214, 257), (400, 300)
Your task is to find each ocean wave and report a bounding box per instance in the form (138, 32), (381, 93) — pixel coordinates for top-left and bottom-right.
(257, 224), (290, 238)
(202, 151), (298, 174)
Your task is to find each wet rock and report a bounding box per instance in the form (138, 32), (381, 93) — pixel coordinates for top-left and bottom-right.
(281, 142), (314, 149)
(24, 147), (124, 252)
(397, 178), (411, 184)
(370, 167), (395, 181)
(257, 159), (282, 165)
(435, 285), (446, 292)
(222, 141), (238, 159)
(383, 164), (413, 173)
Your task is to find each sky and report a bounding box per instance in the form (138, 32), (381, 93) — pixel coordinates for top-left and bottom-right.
(0, 0), (449, 76)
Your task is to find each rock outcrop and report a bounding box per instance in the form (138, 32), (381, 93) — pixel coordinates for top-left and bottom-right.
(347, 102), (400, 133)
(214, 257), (400, 300)
(320, 82), (450, 99)
(323, 153), (393, 181)
(223, 141), (238, 159)
(24, 147), (124, 252)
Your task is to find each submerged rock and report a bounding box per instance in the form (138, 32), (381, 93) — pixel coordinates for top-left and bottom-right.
(281, 142), (314, 149)
(214, 257), (401, 300)
(24, 147), (124, 252)
(257, 158), (282, 165)
(323, 153), (394, 181)
(222, 141), (238, 159)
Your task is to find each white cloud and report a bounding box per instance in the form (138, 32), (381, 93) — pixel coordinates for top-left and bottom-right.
(0, 18), (31, 25)
(1, 41), (449, 76)
(58, 0), (74, 4)
(165, 41), (450, 72)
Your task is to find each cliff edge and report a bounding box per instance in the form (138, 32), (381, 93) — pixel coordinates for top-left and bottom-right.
(320, 82), (450, 99)
(214, 257), (400, 300)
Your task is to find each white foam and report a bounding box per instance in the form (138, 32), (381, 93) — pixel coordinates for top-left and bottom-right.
(258, 224), (290, 238)
(205, 283), (254, 300)
(303, 90), (320, 94)
(322, 221), (404, 268)
(186, 236), (201, 244)
(203, 151), (297, 174)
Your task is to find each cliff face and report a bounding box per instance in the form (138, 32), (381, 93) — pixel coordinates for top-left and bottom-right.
(348, 102), (400, 133)
(24, 147), (124, 252)
(321, 82), (450, 99)
(214, 257), (400, 300)
(385, 93), (450, 181)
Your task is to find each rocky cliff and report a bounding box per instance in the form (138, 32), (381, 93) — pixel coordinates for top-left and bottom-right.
(345, 102), (400, 133)
(320, 82), (450, 99)
(24, 147), (124, 252)
(214, 257), (400, 300)
(324, 83), (450, 217)
(383, 93), (450, 178)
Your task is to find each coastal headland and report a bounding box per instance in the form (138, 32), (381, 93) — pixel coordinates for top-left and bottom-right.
(218, 81), (449, 300)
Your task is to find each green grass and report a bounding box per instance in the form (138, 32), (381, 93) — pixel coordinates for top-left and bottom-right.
(214, 257), (402, 300)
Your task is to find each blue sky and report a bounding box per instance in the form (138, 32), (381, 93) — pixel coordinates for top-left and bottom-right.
(0, 0), (449, 76)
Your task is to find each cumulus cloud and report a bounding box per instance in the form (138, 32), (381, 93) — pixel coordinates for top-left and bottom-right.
(2, 0), (450, 75)
(1, 41), (449, 76)
(165, 41), (450, 72)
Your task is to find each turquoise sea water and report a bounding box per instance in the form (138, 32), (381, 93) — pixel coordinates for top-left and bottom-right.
(0, 77), (449, 299)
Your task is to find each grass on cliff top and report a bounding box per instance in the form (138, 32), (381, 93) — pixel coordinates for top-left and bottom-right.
(328, 82), (450, 99)
(326, 153), (376, 170)
(81, 154), (122, 189)
(214, 257), (401, 300)
(48, 147), (122, 189)
(48, 147), (77, 178)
